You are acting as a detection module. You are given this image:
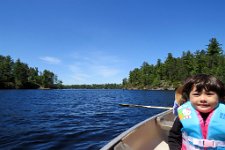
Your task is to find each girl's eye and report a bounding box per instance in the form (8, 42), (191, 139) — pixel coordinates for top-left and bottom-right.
(192, 93), (200, 96)
(206, 92), (215, 95)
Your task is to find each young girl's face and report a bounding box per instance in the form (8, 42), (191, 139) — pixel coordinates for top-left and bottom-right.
(189, 86), (219, 113)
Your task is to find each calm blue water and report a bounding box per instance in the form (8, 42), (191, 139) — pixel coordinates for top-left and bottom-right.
(0, 89), (174, 150)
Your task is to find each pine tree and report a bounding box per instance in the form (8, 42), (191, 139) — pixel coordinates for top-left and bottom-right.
(207, 38), (223, 56)
(13, 59), (29, 88)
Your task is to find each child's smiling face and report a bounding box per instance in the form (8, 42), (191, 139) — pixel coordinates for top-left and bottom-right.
(189, 86), (219, 113)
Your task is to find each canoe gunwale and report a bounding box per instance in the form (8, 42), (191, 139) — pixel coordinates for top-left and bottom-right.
(100, 109), (173, 150)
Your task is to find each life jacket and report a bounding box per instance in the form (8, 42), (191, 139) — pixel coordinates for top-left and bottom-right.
(177, 101), (225, 150)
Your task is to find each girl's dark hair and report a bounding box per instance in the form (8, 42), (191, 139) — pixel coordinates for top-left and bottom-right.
(182, 74), (225, 102)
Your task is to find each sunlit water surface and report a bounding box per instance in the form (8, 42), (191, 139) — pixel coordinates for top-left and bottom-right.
(0, 89), (174, 150)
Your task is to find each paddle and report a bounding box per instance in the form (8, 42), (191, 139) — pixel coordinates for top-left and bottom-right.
(119, 86), (183, 110)
(119, 103), (173, 110)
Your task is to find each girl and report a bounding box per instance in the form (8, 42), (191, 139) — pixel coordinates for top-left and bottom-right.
(168, 74), (225, 150)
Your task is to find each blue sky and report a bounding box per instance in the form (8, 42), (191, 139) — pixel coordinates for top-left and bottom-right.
(1, 0), (225, 85)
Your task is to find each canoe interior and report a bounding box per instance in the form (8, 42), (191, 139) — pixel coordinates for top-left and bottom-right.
(101, 109), (175, 150)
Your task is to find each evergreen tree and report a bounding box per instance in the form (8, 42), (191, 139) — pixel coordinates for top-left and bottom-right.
(155, 59), (163, 80)
(140, 62), (154, 88)
(13, 59), (29, 88)
(122, 78), (128, 88)
(0, 55), (14, 88)
(26, 67), (40, 88)
(129, 68), (142, 88)
(207, 38), (223, 56)
(206, 38), (223, 71)
(41, 70), (55, 88)
(163, 53), (177, 86)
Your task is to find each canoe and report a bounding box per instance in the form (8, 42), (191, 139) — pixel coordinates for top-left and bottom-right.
(100, 109), (175, 150)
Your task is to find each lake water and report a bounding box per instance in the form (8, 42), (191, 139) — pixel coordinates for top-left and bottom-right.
(0, 89), (174, 150)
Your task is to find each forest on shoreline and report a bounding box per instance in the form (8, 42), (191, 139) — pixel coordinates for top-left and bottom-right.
(122, 38), (225, 90)
(0, 56), (63, 89)
(0, 55), (122, 89)
(1, 38), (224, 89)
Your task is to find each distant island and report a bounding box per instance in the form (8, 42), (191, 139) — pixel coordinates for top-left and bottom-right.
(1, 38), (224, 90)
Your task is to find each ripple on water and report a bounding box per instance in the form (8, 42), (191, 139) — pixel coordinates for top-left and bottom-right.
(0, 89), (174, 150)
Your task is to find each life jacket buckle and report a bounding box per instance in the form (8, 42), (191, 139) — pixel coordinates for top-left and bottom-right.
(203, 139), (215, 148)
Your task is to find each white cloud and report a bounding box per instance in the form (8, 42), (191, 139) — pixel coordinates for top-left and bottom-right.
(68, 64), (91, 83)
(65, 51), (123, 84)
(71, 73), (91, 83)
(93, 65), (119, 77)
(40, 56), (61, 64)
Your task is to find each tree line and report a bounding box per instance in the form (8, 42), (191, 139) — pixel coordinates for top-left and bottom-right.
(2, 38), (223, 90)
(0, 55), (121, 89)
(63, 83), (122, 89)
(122, 38), (225, 90)
(0, 56), (63, 89)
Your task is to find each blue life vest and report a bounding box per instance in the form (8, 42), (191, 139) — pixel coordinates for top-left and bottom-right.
(178, 101), (225, 150)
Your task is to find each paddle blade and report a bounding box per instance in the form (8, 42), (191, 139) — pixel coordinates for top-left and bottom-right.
(119, 103), (172, 110)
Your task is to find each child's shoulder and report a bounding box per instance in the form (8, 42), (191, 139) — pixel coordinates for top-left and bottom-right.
(218, 102), (225, 109)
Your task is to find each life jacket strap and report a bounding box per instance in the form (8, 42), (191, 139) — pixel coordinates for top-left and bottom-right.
(183, 132), (225, 148)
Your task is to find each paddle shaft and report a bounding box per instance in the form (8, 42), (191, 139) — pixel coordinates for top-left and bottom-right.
(119, 103), (172, 110)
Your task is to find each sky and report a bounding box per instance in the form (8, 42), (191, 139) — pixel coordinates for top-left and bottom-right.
(1, 0), (225, 85)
